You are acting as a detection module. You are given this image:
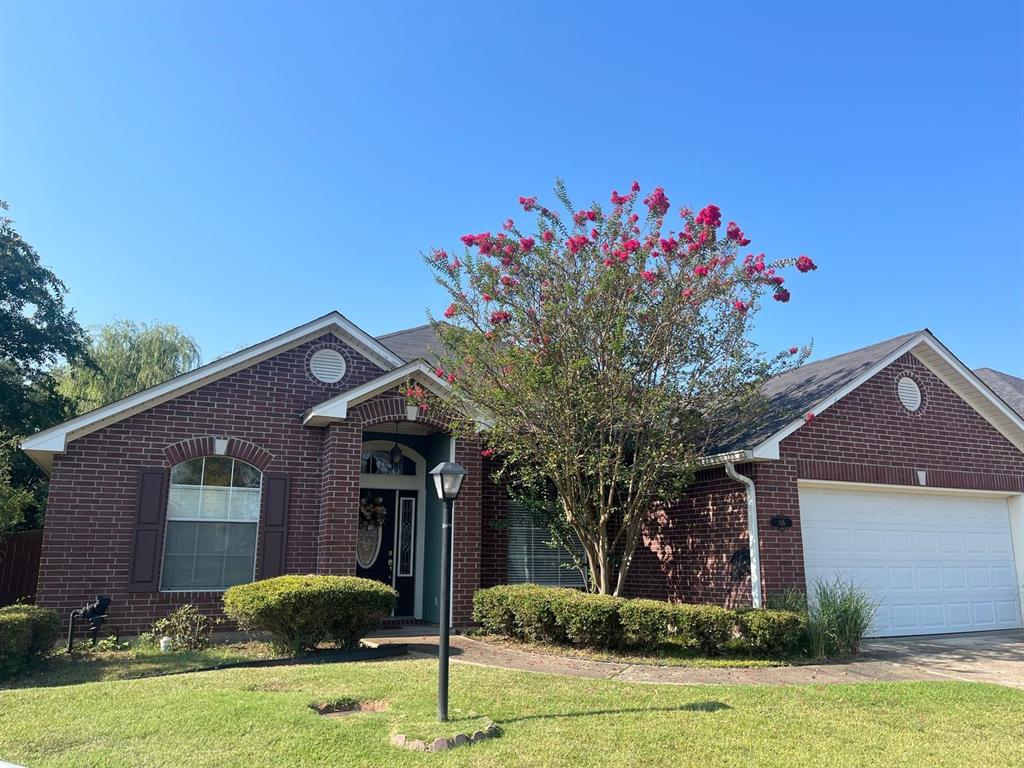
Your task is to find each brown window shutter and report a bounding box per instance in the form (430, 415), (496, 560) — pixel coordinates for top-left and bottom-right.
(259, 473), (289, 579)
(127, 468), (169, 592)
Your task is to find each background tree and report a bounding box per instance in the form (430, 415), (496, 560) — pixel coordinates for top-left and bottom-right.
(425, 181), (816, 595)
(56, 320), (201, 414)
(0, 201), (88, 535)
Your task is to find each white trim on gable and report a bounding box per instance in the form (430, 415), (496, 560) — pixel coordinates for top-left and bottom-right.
(750, 331), (1024, 459)
(21, 312), (407, 472)
(303, 360), (452, 427)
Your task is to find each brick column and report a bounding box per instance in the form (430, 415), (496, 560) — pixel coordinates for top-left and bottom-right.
(751, 458), (804, 598)
(317, 422), (362, 575)
(451, 437), (482, 625)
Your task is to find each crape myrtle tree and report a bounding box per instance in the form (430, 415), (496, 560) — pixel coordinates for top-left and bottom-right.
(422, 181), (816, 596)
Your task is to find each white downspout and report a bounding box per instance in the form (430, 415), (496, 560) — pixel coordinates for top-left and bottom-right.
(725, 461), (763, 609)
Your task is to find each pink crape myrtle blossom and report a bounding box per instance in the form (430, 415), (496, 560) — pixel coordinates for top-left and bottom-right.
(423, 179), (815, 596)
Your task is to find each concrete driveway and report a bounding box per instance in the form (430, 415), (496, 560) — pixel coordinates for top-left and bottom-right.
(862, 630), (1024, 689)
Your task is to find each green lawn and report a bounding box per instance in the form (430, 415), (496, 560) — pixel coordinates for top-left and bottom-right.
(1, 658), (1022, 768)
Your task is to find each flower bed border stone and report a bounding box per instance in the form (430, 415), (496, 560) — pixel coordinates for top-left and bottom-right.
(391, 720), (501, 752)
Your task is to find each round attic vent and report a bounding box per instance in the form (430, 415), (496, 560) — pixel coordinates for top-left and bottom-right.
(309, 348), (347, 383)
(897, 376), (922, 412)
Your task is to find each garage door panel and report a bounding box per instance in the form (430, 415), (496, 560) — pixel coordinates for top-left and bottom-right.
(799, 486), (1021, 637)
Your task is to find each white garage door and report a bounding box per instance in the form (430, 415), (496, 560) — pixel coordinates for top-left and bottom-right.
(799, 485), (1022, 637)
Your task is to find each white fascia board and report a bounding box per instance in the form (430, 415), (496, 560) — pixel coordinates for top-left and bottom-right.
(697, 450), (755, 468)
(20, 312), (405, 467)
(912, 334), (1024, 438)
(303, 360), (451, 427)
(749, 332), (930, 458)
(751, 331), (1024, 457)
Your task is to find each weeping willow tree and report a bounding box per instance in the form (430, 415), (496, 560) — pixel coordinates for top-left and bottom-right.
(56, 319), (201, 414)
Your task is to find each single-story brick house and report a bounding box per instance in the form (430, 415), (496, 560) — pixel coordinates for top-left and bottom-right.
(21, 312), (1024, 637)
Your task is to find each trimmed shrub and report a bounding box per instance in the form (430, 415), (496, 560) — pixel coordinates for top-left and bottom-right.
(506, 585), (564, 643)
(223, 575), (397, 655)
(672, 604), (736, 654)
(807, 578), (878, 658)
(0, 604), (60, 678)
(550, 591), (622, 648)
(618, 598), (675, 650)
(472, 585), (518, 637)
(736, 609), (806, 655)
(150, 604), (220, 651)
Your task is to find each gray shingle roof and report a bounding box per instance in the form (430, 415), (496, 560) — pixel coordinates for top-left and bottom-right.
(975, 367), (1024, 419)
(378, 322), (933, 455)
(709, 330), (924, 454)
(376, 323), (447, 364)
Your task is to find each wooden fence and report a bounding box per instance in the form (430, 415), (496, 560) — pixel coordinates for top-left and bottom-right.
(0, 529), (43, 606)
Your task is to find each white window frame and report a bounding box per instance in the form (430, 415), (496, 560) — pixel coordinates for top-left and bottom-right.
(396, 496), (416, 578)
(160, 456), (262, 593)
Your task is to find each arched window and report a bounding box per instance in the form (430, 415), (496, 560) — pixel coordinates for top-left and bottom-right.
(360, 449), (417, 476)
(161, 456), (261, 591)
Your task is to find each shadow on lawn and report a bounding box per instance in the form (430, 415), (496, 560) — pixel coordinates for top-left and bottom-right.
(496, 700), (730, 724)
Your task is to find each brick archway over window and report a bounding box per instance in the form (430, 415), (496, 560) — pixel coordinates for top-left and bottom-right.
(161, 436), (275, 471)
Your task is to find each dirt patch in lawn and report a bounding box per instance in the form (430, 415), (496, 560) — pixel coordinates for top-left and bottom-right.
(310, 698), (390, 718)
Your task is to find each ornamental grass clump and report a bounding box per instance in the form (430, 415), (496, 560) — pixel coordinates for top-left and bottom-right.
(425, 180), (817, 597)
(806, 578), (878, 658)
(223, 575), (397, 656)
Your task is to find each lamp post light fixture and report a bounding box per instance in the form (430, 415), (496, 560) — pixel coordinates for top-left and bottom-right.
(429, 461), (467, 722)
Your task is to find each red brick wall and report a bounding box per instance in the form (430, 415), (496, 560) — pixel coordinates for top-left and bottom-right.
(38, 334), (386, 633)
(451, 437), (483, 625)
(626, 467), (752, 607)
(754, 352), (1024, 595)
(624, 352), (1024, 607)
(480, 457), (507, 589)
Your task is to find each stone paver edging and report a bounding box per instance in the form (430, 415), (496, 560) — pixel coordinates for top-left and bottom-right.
(391, 721), (501, 752)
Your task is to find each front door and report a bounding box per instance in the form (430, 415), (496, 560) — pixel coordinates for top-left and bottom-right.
(356, 489), (417, 617)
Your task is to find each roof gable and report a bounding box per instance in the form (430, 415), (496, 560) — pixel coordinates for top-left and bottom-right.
(708, 330), (1024, 463)
(303, 360), (451, 426)
(22, 312), (405, 471)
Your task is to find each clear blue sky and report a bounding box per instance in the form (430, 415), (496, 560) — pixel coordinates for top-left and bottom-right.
(2, 1), (1022, 373)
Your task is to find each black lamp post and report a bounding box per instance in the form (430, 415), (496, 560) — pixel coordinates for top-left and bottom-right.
(429, 460), (467, 722)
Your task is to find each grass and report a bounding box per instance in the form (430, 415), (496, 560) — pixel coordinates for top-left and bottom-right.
(470, 634), (788, 668)
(1, 657), (1022, 767)
(1, 641), (279, 689)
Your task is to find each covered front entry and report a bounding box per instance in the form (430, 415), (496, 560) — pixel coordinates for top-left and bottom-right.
(357, 431), (453, 621)
(799, 482), (1023, 637)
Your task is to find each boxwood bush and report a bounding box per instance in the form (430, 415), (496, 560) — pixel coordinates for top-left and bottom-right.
(618, 598), (675, 650)
(474, 586), (807, 658)
(223, 575), (397, 655)
(0, 604), (61, 678)
(671, 604), (737, 654)
(736, 608), (807, 655)
(550, 590), (622, 648)
(472, 584), (518, 636)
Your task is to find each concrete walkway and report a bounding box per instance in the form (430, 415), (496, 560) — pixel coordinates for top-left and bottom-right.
(368, 627), (1024, 688)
